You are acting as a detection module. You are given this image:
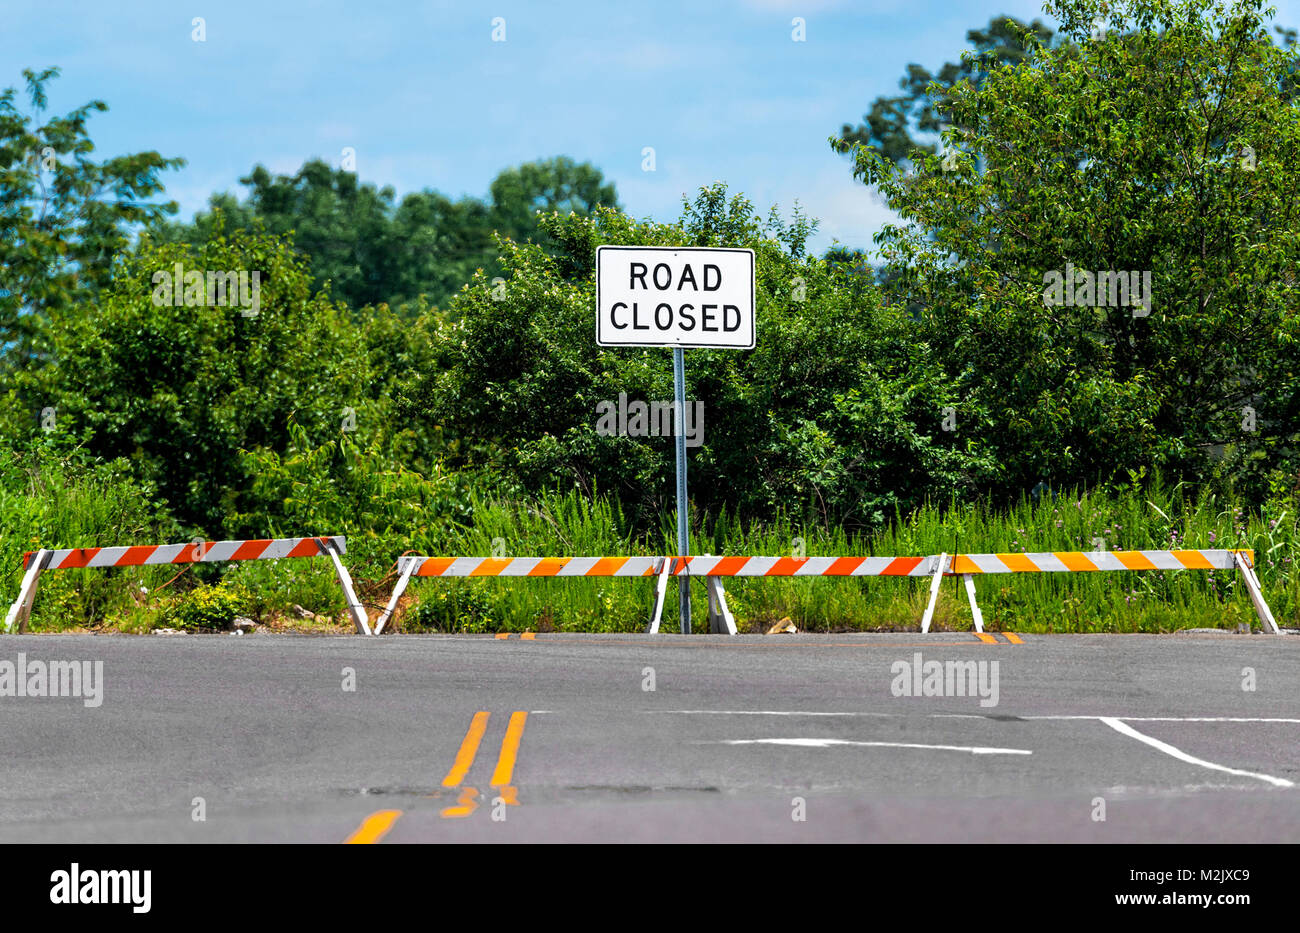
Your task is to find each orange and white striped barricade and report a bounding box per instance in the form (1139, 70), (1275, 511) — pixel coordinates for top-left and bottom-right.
(4, 536), (370, 635)
(373, 555), (665, 634)
(934, 549), (1277, 634)
(651, 553), (953, 634)
(373, 549), (1279, 636)
(373, 553), (951, 635)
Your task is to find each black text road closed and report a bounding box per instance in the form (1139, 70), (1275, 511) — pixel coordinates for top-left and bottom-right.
(596, 246), (755, 349)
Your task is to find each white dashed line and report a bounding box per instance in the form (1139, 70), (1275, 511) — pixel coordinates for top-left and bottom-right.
(713, 738), (1032, 755)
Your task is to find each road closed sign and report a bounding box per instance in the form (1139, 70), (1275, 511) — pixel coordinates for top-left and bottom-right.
(596, 246), (755, 349)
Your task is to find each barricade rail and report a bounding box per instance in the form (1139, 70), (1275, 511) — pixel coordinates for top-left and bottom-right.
(372, 549), (1277, 636)
(6, 536), (370, 635)
(8, 545), (1278, 637)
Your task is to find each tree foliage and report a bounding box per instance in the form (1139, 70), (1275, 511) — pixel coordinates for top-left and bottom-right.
(839, 0), (1300, 500)
(31, 227), (385, 532)
(155, 156), (619, 312)
(0, 67), (183, 367)
(838, 15), (1058, 167)
(399, 185), (991, 532)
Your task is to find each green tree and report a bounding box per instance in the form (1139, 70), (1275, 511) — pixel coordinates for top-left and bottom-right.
(488, 156), (619, 249)
(156, 156), (618, 312)
(838, 0), (1300, 501)
(0, 67), (183, 367)
(399, 185), (991, 532)
(838, 10), (1299, 171)
(36, 226), (382, 532)
(838, 16), (1057, 167)
(151, 161), (408, 311)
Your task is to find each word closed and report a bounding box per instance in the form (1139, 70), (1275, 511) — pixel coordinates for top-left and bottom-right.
(596, 246), (755, 349)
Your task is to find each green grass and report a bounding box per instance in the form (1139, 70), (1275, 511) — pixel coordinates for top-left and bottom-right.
(383, 480), (1299, 634)
(0, 445), (181, 631)
(4, 450), (1297, 633)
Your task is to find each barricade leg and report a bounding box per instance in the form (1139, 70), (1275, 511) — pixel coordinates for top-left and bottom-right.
(647, 557), (671, 634)
(373, 558), (418, 635)
(1233, 550), (1280, 634)
(962, 573), (985, 633)
(920, 552), (949, 633)
(707, 576), (738, 635)
(318, 538), (371, 635)
(4, 549), (51, 634)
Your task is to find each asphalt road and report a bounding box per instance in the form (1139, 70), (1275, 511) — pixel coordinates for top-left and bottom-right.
(0, 631), (1297, 842)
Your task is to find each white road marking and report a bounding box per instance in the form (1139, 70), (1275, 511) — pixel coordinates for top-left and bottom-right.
(941, 722), (1300, 727)
(715, 738), (1032, 755)
(653, 710), (893, 717)
(1098, 717), (1295, 788)
(660, 711), (1298, 786)
(1107, 722), (1300, 727)
(655, 710), (1300, 723)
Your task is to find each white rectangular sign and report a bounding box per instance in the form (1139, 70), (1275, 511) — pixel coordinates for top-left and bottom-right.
(596, 245), (755, 349)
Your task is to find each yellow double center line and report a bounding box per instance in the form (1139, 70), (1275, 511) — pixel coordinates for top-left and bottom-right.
(441, 710), (527, 818)
(344, 710), (529, 842)
(976, 632), (1024, 644)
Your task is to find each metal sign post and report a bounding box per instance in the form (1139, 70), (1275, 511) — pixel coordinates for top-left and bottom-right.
(672, 346), (690, 632)
(595, 245), (756, 634)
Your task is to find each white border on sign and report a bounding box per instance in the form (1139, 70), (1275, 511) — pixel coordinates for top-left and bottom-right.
(595, 245), (757, 349)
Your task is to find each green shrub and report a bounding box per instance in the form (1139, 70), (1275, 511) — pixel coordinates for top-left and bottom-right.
(403, 581), (506, 633)
(399, 187), (989, 534)
(164, 583), (243, 631)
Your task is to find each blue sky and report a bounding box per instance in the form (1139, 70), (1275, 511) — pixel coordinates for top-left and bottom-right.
(6, 0), (1300, 256)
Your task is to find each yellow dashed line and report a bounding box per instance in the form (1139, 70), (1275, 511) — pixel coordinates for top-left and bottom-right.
(520, 632), (536, 640)
(494, 632), (511, 640)
(344, 809), (402, 844)
(1003, 632), (1024, 644)
(975, 633), (999, 644)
